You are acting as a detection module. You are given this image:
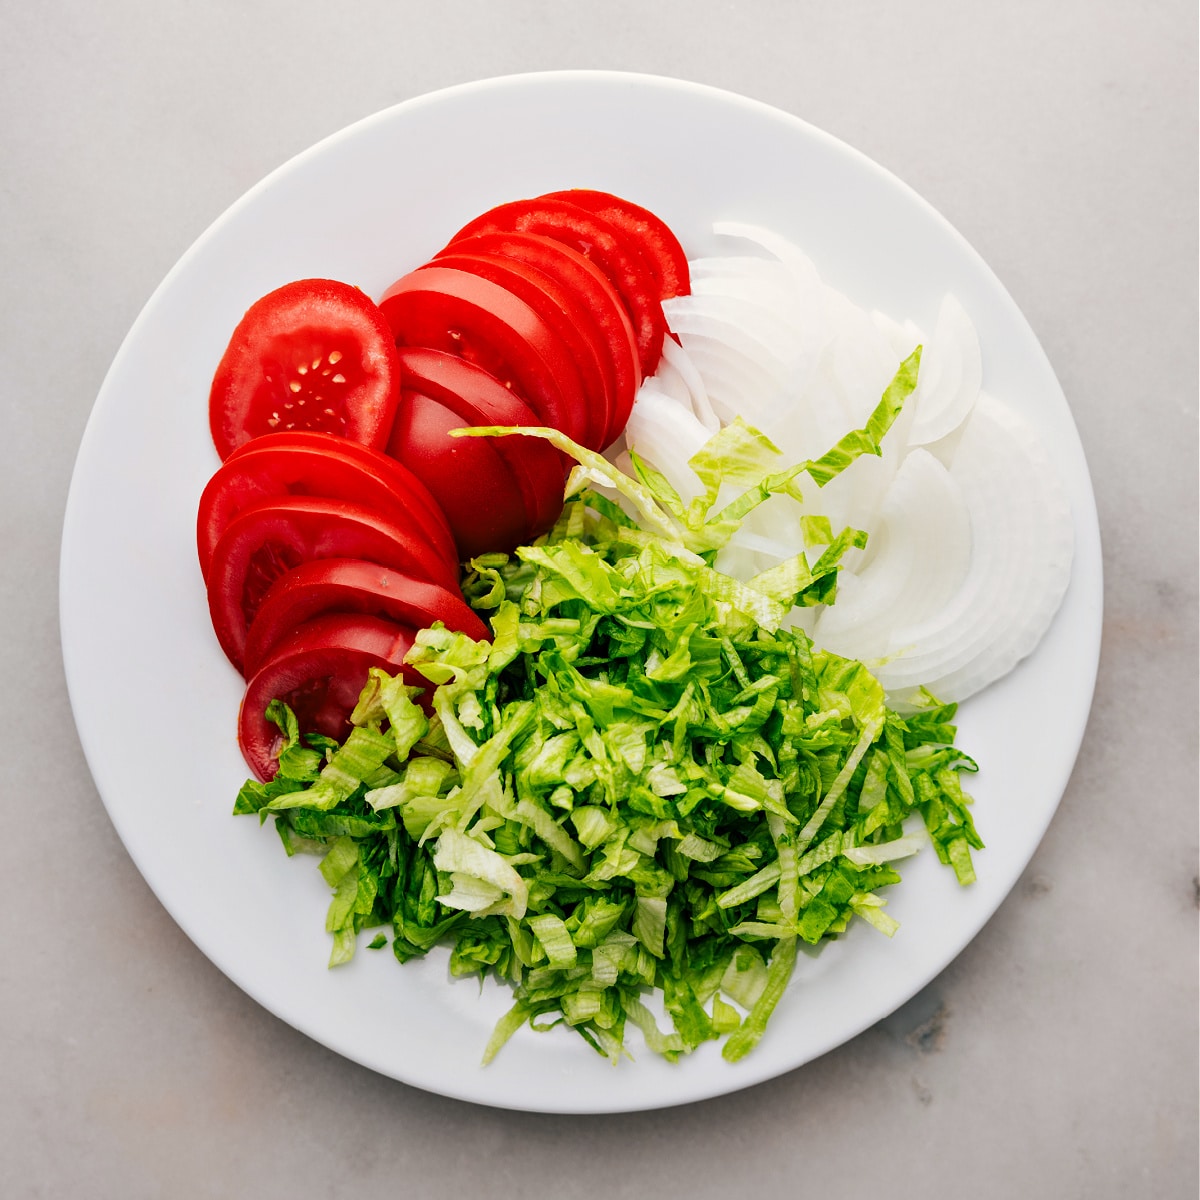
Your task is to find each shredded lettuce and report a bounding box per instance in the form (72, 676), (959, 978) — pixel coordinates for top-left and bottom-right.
(236, 354), (981, 1063)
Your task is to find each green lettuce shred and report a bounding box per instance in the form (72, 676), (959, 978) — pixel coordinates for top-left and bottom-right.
(235, 354), (982, 1064)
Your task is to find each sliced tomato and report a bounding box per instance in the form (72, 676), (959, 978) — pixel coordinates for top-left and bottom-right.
(424, 252), (612, 450)
(197, 431), (457, 581)
(239, 613), (423, 781)
(379, 266), (589, 444)
(209, 279), (400, 461)
(444, 198), (666, 379)
(208, 496), (460, 672)
(388, 388), (531, 558)
(243, 558), (489, 677)
(434, 231), (641, 448)
(539, 189), (690, 300)
(393, 347), (567, 540)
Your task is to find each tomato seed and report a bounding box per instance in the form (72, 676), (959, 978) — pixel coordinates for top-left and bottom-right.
(327, 350), (343, 364)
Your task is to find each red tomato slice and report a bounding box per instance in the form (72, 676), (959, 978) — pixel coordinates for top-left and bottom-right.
(243, 558), (489, 677)
(444, 198), (666, 379)
(208, 496), (460, 673)
(379, 266), (587, 444)
(209, 279), (401, 461)
(435, 231), (641, 449)
(389, 388), (532, 558)
(540, 190), (690, 300)
(393, 347), (567, 540)
(197, 431), (457, 581)
(239, 612), (423, 781)
(425, 252), (612, 450)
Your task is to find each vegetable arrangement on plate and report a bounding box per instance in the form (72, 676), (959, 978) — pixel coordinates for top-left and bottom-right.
(196, 188), (1071, 1064)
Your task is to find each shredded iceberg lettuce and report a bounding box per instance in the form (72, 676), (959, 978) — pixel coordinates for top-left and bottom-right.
(233, 352), (981, 1064)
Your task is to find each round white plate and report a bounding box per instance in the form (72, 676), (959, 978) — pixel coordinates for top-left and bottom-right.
(60, 71), (1102, 1113)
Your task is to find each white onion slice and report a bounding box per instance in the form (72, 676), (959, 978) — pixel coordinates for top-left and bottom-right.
(870, 394), (1073, 703)
(871, 310), (923, 361)
(812, 449), (972, 661)
(689, 256), (800, 309)
(623, 223), (1073, 712)
(664, 294), (800, 375)
(662, 332), (789, 427)
(645, 352), (693, 409)
(711, 221), (825, 296)
(622, 385), (712, 503)
(657, 336), (720, 433)
(907, 294), (982, 447)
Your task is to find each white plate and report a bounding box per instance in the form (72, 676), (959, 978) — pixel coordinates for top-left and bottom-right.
(60, 71), (1102, 1113)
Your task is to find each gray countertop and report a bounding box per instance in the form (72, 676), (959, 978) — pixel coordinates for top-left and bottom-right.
(3, 2), (1196, 1196)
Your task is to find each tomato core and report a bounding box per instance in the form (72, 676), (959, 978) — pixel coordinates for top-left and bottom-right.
(249, 333), (361, 440)
(240, 539), (302, 627)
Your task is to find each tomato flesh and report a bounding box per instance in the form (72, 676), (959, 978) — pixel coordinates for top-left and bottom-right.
(207, 495), (460, 672)
(379, 266), (590, 444)
(389, 388), (531, 558)
(540, 189), (690, 300)
(209, 279), (401, 461)
(239, 613), (423, 781)
(243, 558), (489, 677)
(392, 347), (567, 540)
(444, 198), (666, 379)
(197, 430), (457, 580)
(425, 252), (612, 451)
(434, 231), (641, 449)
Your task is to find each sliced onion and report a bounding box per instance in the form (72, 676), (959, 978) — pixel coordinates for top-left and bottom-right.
(622, 223), (1073, 712)
(814, 302), (907, 428)
(658, 336), (720, 433)
(812, 449), (972, 661)
(871, 310), (923, 360)
(665, 293), (802, 368)
(662, 331), (789, 427)
(711, 221), (826, 297)
(646, 350), (692, 409)
(907, 294), (982, 447)
(622, 385), (713, 503)
(869, 394), (1073, 703)
(690, 257), (833, 353)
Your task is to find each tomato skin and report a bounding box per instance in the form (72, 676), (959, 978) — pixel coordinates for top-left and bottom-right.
(209, 279), (401, 461)
(379, 266), (587, 444)
(239, 613), (423, 781)
(435, 231), (641, 449)
(243, 558), (489, 677)
(424, 252), (612, 451)
(389, 388), (531, 558)
(540, 189), (691, 300)
(197, 431), (457, 581)
(208, 495), (460, 673)
(392, 347), (567, 540)
(444, 197), (666, 379)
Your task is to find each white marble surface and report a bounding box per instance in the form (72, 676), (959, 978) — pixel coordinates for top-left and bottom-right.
(3, 2), (1196, 1195)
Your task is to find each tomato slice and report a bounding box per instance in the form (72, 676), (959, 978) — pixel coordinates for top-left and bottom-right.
(444, 198), (666, 379)
(393, 347), (567, 540)
(424, 252), (612, 450)
(239, 612), (423, 781)
(379, 266), (587, 444)
(208, 495), (460, 672)
(389, 388), (531, 558)
(434, 231), (641, 449)
(540, 190), (690, 300)
(197, 430), (457, 581)
(243, 558), (490, 677)
(209, 279), (401, 461)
